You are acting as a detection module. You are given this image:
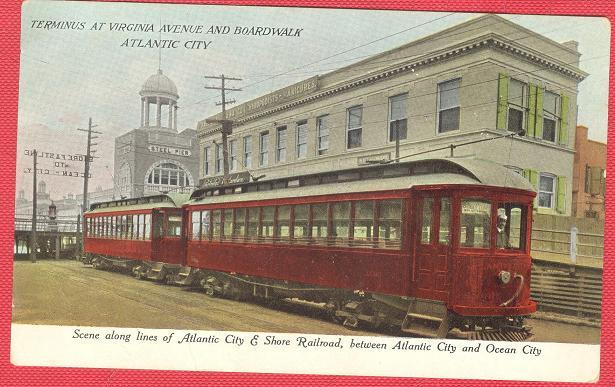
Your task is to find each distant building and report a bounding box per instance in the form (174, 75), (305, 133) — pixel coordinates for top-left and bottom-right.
(14, 183), (114, 219)
(198, 14), (587, 216)
(572, 125), (606, 220)
(114, 69), (199, 199)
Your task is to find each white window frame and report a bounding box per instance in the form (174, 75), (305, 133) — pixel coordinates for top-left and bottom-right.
(276, 126), (287, 162)
(203, 146), (211, 176)
(229, 139), (238, 172)
(243, 135), (252, 169)
(542, 91), (560, 143)
(507, 78), (528, 133)
(296, 121), (308, 159)
(259, 131), (269, 167)
(538, 173), (556, 209)
(317, 115), (329, 155)
(346, 105), (363, 150)
(436, 78), (461, 134)
(388, 93), (408, 143)
(215, 143), (223, 174)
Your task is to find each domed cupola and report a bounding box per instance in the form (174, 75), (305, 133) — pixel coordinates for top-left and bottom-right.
(139, 69), (179, 132)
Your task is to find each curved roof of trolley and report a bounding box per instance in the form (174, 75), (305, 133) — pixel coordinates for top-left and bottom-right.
(140, 69), (179, 99)
(87, 192), (191, 214)
(188, 157), (535, 205)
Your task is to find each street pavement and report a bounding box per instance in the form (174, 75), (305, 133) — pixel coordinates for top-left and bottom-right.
(12, 260), (601, 344)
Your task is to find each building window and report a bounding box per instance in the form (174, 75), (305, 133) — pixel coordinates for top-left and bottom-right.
(259, 131), (269, 166)
(543, 91), (559, 142)
(347, 106), (363, 149)
(317, 115), (329, 155)
(296, 121), (307, 159)
(538, 173), (556, 209)
(276, 126), (287, 162)
(389, 94), (408, 142)
(215, 143), (223, 174)
(203, 146), (211, 176)
(508, 79), (528, 133)
(229, 139), (238, 172)
(243, 136), (252, 169)
(145, 161), (191, 191)
(438, 78), (460, 133)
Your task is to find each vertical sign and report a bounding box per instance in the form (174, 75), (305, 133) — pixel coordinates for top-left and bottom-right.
(570, 226), (578, 265)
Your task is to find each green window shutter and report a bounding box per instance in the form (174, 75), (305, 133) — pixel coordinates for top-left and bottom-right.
(535, 86), (544, 139)
(527, 84), (537, 137)
(496, 74), (509, 130)
(559, 94), (569, 145)
(556, 176), (567, 213)
(523, 169), (538, 189)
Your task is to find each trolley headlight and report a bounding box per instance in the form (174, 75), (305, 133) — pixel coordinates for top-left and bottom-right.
(498, 270), (512, 284)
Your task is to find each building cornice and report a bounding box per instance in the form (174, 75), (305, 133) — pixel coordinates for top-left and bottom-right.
(199, 33), (588, 137)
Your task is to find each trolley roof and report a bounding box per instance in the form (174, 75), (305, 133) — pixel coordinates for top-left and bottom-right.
(86, 193), (191, 214)
(188, 157), (534, 205)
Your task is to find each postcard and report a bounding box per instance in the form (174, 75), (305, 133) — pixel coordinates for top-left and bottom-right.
(11, 0), (608, 383)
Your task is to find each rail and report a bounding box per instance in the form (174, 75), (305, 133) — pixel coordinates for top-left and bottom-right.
(531, 259), (602, 320)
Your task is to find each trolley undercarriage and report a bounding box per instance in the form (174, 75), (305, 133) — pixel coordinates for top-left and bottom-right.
(81, 254), (533, 341)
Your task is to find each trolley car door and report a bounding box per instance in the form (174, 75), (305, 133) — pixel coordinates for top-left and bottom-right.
(151, 210), (164, 257)
(415, 195), (451, 300)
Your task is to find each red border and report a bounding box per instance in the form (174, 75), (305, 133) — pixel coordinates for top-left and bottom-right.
(2, 0), (613, 385)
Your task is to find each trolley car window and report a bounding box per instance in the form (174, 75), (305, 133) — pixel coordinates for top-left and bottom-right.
(496, 203), (526, 250)
(312, 203), (328, 241)
(276, 205), (291, 240)
(124, 216), (129, 239)
(420, 198), (433, 244)
(460, 199), (491, 248)
(354, 201), (374, 246)
(133, 215), (139, 239)
(233, 208), (246, 239)
(201, 211), (210, 240)
(223, 209), (233, 239)
(439, 198), (451, 245)
(144, 214), (151, 240)
(191, 211), (201, 240)
(261, 207), (275, 241)
(137, 215), (143, 240)
(331, 202), (351, 243)
(379, 199), (402, 248)
(167, 216), (182, 237)
(293, 204), (310, 242)
(212, 210), (222, 239)
(246, 208), (259, 241)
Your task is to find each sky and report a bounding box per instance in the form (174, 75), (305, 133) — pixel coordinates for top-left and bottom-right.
(17, 1), (611, 201)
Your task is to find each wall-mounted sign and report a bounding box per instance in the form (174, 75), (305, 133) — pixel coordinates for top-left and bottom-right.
(147, 145), (192, 157)
(199, 76), (319, 128)
(200, 171), (251, 187)
(357, 152), (391, 165)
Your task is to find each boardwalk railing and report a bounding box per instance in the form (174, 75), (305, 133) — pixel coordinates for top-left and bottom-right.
(531, 259), (602, 320)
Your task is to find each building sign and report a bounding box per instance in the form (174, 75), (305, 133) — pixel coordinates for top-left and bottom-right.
(24, 149), (93, 162)
(23, 167), (91, 178)
(147, 145), (192, 157)
(357, 152), (391, 165)
(200, 171), (251, 187)
(200, 76), (319, 128)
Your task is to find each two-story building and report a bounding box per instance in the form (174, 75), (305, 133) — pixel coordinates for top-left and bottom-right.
(198, 14), (587, 215)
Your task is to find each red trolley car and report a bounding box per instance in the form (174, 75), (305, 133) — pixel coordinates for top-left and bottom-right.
(83, 193), (189, 281)
(83, 157), (537, 340)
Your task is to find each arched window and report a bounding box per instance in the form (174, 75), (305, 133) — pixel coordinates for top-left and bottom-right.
(144, 160), (193, 194)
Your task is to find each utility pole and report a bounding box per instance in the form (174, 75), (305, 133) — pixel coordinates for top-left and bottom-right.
(30, 149), (37, 263)
(77, 118), (102, 253)
(204, 74), (242, 185)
